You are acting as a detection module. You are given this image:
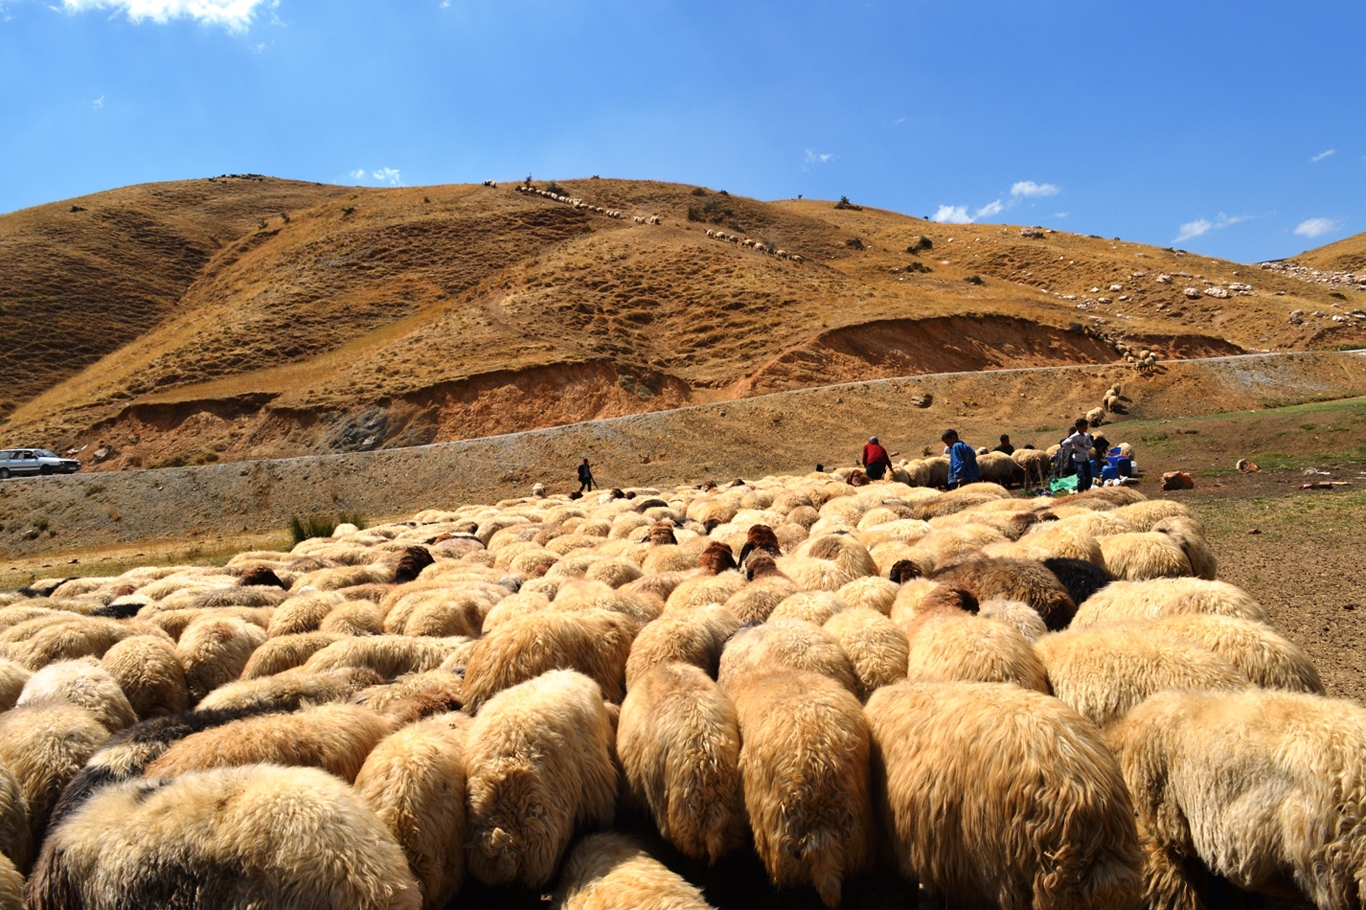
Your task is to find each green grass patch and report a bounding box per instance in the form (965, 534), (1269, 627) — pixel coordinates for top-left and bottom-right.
(288, 512), (366, 546)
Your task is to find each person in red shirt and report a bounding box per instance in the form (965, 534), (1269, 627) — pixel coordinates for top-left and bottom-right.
(862, 436), (892, 481)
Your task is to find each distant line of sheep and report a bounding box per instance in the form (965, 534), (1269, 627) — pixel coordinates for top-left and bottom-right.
(0, 471), (1357, 910)
(704, 229), (803, 262)
(514, 183), (623, 219)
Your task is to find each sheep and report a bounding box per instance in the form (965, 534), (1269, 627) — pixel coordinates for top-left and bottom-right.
(5, 614), (168, 671)
(1041, 556), (1113, 608)
(1035, 624), (1249, 727)
(27, 764), (421, 910)
(0, 659), (31, 711)
(1109, 498), (1192, 531)
(770, 590), (847, 624)
(553, 832), (715, 910)
(978, 598), (1048, 642)
(779, 534), (878, 591)
(900, 589), (1049, 692)
(835, 575), (898, 615)
(1099, 531), (1194, 580)
(267, 590), (347, 636)
(0, 760), (31, 879)
(143, 702), (390, 784)
(1105, 689), (1366, 910)
(823, 606), (909, 700)
(464, 670), (617, 888)
(196, 666), (382, 713)
(0, 854), (21, 910)
(723, 565), (798, 623)
(98, 634), (189, 719)
(1152, 515), (1218, 580)
(240, 630), (347, 678)
(320, 599), (387, 634)
(665, 570), (746, 611)
(931, 556), (1077, 630)
(354, 711), (472, 910)
(1012, 448), (1053, 487)
(975, 451), (1027, 487)
(353, 669), (465, 726)
(1147, 614), (1324, 693)
(17, 657), (138, 733)
(865, 680), (1143, 909)
(177, 615), (267, 704)
(617, 662), (744, 863)
(624, 603), (739, 690)
(301, 634), (469, 678)
(717, 618), (858, 697)
(462, 609), (637, 712)
(1086, 406), (1106, 427)
(732, 670), (872, 907)
(1017, 520), (1106, 566)
(0, 704), (110, 845)
(1071, 578), (1269, 628)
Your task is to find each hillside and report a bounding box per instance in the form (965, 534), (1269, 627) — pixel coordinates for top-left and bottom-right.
(1294, 229), (1366, 275)
(2, 176), (1363, 471)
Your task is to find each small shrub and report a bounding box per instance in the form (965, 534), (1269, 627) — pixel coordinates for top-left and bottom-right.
(257, 218), (268, 230)
(341, 206), (355, 216)
(280, 212), (290, 223)
(718, 190), (729, 196)
(834, 196), (863, 211)
(544, 182), (567, 196)
(687, 198), (736, 225)
(691, 187), (707, 196)
(34, 518), (49, 532)
(904, 261), (932, 274)
(1329, 292), (1347, 300)
(288, 512), (366, 546)
(907, 236), (933, 253)
(83, 484), (105, 498)
(964, 275), (984, 285)
(845, 237), (865, 250)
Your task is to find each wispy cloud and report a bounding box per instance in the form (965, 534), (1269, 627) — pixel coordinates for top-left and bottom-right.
(1311, 149), (1336, 163)
(91, 95), (104, 110)
(1173, 212), (1252, 244)
(1010, 181), (1059, 198)
(1294, 217), (1340, 239)
(372, 167), (402, 185)
(1053, 212), (1069, 219)
(349, 169), (366, 181)
(975, 199), (1004, 220)
(802, 149), (835, 170)
(931, 205), (973, 224)
(58, 0), (273, 32)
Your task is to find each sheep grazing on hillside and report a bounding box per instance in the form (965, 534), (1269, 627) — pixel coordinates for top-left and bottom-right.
(17, 658), (138, 734)
(27, 764), (420, 910)
(1071, 577), (1269, 628)
(553, 832), (715, 910)
(733, 671), (873, 908)
(462, 609), (637, 712)
(717, 618), (858, 697)
(1086, 406), (1107, 427)
(866, 680), (1143, 909)
(1106, 689), (1366, 910)
(1036, 624), (1249, 727)
(931, 556), (1077, 630)
(617, 662), (744, 863)
(354, 712), (472, 910)
(143, 703), (391, 784)
(464, 670), (617, 888)
(624, 604), (739, 690)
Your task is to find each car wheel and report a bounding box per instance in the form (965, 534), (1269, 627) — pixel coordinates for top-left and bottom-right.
(0, 469), (9, 479)
(40, 465), (54, 476)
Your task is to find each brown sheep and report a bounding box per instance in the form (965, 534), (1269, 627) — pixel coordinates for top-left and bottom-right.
(732, 671), (872, 907)
(462, 609), (637, 712)
(0, 760), (32, 877)
(553, 832), (715, 910)
(899, 588), (1049, 693)
(866, 680), (1143, 909)
(931, 556), (1077, 630)
(618, 663), (745, 863)
(143, 703), (391, 783)
(464, 670), (617, 888)
(624, 604), (740, 690)
(353, 670), (466, 727)
(697, 541), (738, 574)
(717, 618), (858, 697)
(355, 712), (472, 910)
(27, 764), (420, 910)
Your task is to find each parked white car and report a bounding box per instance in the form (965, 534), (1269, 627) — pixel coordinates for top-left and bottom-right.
(0, 448), (81, 478)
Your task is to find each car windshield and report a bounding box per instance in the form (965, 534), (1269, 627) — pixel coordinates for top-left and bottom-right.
(36, 450), (59, 458)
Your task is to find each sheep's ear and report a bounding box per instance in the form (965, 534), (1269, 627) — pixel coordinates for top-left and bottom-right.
(738, 542), (755, 565)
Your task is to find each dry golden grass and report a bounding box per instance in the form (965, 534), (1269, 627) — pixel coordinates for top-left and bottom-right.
(2, 176), (1363, 470)
(1295, 231), (1366, 274)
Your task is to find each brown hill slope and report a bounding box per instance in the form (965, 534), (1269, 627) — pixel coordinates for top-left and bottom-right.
(3, 177), (1363, 471)
(1294, 229), (1366, 274)
(0, 176), (352, 420)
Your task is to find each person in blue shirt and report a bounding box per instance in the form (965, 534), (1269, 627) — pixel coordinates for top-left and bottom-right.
(942, 429), (979, 489)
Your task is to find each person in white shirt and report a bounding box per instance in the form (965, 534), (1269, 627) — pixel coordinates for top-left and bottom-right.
(1062, 419), (1095, 492)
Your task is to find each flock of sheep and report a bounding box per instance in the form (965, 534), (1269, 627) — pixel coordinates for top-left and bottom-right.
(512, 184), (624, 220)
(0, 471), (1359, 910)
(703, 230), (803, 262)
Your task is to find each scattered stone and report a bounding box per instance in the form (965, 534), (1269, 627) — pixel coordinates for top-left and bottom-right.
(1204, 286), (1230, 299)
(1288, 310), (1303, 325)
(1184, 287), (1202, 299)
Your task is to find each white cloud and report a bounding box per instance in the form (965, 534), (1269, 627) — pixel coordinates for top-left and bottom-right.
(1294, 217), (1340, 239)
(372, 167), (402, 186)
(975, 199), (1004, 219)
(1173, 212), (1252, 244)
(1053, 212), (1069, 219)
(1311, 149), (1335, 163)
(1010, 181), (1060, 198)
(932, 205), (973, 224)
(802, 149), (835, 169)
(58, 0), (272, 32)
(349, 169), (366, 181)
(91, 95), (104, 109)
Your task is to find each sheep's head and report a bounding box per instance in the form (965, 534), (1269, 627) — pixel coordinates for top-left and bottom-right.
(888, 560), (922, 584)
(697, 541), (737, 575)
(919, 582), (979, 615)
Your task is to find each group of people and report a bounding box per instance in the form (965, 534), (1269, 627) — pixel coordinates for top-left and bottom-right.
(861, 418), (1106, 492)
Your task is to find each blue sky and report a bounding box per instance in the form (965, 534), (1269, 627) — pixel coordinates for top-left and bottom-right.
(1, 0), (1362, 263)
